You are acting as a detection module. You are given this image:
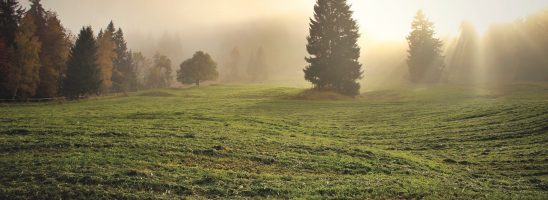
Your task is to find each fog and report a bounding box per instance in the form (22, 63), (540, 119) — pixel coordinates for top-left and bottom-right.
(21, 0), (548, 89)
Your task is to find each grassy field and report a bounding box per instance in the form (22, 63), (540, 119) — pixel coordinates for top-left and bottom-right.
(0, 84), (547, 199)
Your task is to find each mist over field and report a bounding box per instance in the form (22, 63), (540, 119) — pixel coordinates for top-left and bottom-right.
(19, 0), (548, 88)
(1, 0), (548, 199)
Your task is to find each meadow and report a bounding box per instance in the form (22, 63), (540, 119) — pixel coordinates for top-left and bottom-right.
(0, 84), (547, 199)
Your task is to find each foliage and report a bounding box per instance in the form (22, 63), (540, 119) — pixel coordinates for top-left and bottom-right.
(0, 35), (8, 97)
(177, 51), (219, 86)
(145, 53), (172, 88)
(96, 29), (116, 93)
(111, 26), (135, 92)
(11, 13), (41, 100)
(304, 0), (363, 96)
(406, 10), (444, 83)
(131, 51), (151, 89)
(62, 26), (100, 99)
(0, 0), (23, 47)
(34, 11), (70, 98)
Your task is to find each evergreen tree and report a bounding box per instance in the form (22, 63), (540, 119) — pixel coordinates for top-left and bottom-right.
(96, 28), (116, 93)
(62, 26), (100, 99)
(0, 0), (23, 47)
(304, 0), (363, 96)
(106, 21), (115, 36)
(111, 27), (133, 92)
(11, 13), (41, 100)
(35, 11), (70, 97)
(177, 51), (218, 86)
(28, 0), (46, 37)
(406, 10), (444, 83)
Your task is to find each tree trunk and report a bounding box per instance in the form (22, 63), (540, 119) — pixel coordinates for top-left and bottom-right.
(195, 80), (200, 86)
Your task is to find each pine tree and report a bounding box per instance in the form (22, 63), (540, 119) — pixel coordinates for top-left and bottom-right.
(62, 26), (100, 99)
(11, 13), (41, 100)
(96, 27), (116, 93)
(0, 0), (23, 47)
(304, 0), (363, 96)
(406, 10), (444, 83)
(177, 51), (218, 86)
(35, 11), (70, 97)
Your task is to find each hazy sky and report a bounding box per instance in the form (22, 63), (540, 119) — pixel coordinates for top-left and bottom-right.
(23, 0), (548, 41)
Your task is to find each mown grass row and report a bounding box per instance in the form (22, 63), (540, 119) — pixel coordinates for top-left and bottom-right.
(0, 84), (547, 199)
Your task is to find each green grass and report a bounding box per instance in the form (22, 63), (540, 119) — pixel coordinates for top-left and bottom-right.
(1, 84), (547, 199)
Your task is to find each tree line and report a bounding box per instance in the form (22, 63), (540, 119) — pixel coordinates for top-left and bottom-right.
(0, 0), (220, 100)
(304, 0), (548, 96)
(2, 0), (547, 100)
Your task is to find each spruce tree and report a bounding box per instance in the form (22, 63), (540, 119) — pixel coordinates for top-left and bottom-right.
(62, 26), (100, 99)
(111, 27), (132, 92)
(0, 0), (23, 47)
(304, 0), (363, 96)
(0, 0), (23, 98)
(406, 10), (444, 83)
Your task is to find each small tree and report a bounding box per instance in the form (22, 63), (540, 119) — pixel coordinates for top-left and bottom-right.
(406, 10), (444, 83)
(62, 26), (100, 99)
(132, 51), (150, 89)
(145, 53), (171, 88)
(177, 51), (218, 86)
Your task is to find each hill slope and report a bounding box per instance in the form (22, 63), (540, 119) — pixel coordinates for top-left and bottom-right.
(1, 85), (547, 199)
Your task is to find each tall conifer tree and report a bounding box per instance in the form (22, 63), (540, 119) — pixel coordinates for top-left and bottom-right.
(0, 0), (23, 47)
(406, 10), (444, 83)
(304, 0), (362, 96)
(0, 0), (23, 98)
(62, 26), (100, 99)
